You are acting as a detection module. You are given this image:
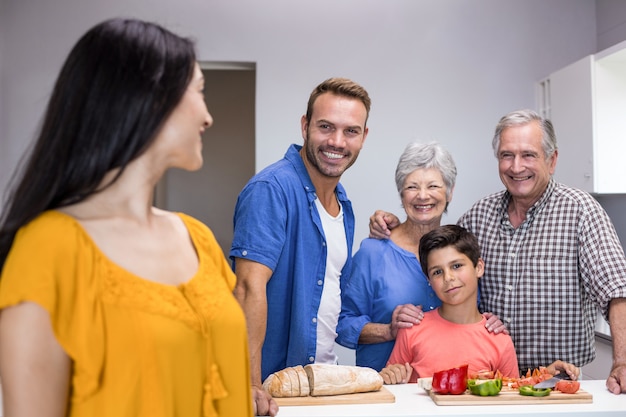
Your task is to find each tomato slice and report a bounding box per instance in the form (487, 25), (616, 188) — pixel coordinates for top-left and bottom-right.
(516, 377), (536, 387)
(554, 380), (580, 394)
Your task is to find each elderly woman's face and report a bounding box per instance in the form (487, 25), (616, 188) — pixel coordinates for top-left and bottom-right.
(400, 167), (450, 226)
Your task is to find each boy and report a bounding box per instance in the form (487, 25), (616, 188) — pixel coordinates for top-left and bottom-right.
(380, 225), (579, 384)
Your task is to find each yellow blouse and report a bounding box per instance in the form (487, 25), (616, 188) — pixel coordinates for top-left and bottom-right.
(0, 211), (253, 417)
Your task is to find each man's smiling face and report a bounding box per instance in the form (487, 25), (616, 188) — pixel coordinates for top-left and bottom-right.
(496, 120), (557, 207)
(301, 92), (368, 179)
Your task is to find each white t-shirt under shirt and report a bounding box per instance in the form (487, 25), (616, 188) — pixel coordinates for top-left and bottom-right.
(314, 197), (347, 364)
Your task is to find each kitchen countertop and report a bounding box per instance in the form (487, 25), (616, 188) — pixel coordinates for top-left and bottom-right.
(274, 380), (626, 417)
(1, 380), (623, 416)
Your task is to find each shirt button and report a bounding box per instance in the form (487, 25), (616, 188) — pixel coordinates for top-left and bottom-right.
(505, 317), (511, 323)
(312, 317), (317, 323)
(242, 250), (248, 256)
(509, 253), (516, 258)
(322, 242), (326, 247)
(309, 356), (315, 362)
(507, 285), (513, 291)
(317, 280), (323, 285)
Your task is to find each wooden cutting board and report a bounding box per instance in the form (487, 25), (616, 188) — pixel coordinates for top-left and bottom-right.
(274, 387), (395, 406)
(429, 387), (592, 405)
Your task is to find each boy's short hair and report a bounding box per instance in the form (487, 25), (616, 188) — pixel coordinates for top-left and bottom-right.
(418, 225), (481, 276)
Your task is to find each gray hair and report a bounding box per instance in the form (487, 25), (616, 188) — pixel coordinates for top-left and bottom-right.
(492, 109), (558, 158)
(395, 142), (457, 202)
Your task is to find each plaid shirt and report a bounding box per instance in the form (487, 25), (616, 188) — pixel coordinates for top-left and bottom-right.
(458, 179), (626, 373)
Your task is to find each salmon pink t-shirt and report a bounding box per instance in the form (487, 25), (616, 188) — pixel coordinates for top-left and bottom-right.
(387, 308), (520, 382)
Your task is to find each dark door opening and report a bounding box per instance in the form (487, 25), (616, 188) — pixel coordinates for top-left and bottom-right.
(156, 62), (256, 256)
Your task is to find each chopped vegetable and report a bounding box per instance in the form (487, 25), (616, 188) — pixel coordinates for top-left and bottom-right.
(519, 385), (551, 397)
(432, 364), (468, 395)
(554, 380), (580, 394)
(508, 367), (554, 389)
(467, 378), (502, 396)
(472, 369), (495, 379)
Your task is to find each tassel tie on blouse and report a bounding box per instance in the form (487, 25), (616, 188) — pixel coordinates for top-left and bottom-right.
(203, 360), (229, 417)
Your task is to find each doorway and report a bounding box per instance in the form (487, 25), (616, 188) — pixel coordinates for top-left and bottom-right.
(155, 62), (256, 256)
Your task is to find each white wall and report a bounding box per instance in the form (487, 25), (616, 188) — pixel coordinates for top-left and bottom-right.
(0, 0), (598, 246)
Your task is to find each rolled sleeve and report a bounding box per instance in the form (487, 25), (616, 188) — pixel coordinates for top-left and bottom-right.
(229, 181), (287, 271)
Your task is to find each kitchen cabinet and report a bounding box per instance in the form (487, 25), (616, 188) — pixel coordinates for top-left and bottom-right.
(545, 40), (626, 194)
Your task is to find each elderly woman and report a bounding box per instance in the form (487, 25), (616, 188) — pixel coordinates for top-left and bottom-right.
(336, 142), (456, 371)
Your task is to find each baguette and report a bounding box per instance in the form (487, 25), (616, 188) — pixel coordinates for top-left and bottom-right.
(285, 366), (300, 396)
(263, 364), (383, 397)
(262, 369), (290, 397)
(262, 365), (309, 397)
(295, 365), (310, 396)
(304, 364), (383, 396)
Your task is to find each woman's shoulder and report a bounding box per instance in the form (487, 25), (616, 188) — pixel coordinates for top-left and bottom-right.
(357, 237), (389, 250)
(352, 238), (400, 267)
(25, 209), (79, 228)
(172, 211), (217, 243)
(1, 211), (97, 311)
(172, 211), (208, 230)
(16, 210), (86, 248)
(357, 237), (409, 255)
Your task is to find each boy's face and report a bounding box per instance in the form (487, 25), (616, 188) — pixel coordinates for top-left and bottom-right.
(425, 246), (484, 306)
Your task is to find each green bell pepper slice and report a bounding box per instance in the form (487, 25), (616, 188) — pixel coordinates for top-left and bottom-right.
(518, 385), (552, 397)
(467, 379), (502, 396)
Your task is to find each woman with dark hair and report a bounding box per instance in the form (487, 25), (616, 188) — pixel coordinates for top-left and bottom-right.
(0, 18), (254, 417)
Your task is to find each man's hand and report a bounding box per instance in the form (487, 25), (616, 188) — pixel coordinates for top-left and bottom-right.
(483, 312), (509, 335)
(390, 304), (424, 339)
(606, 363), (626, 394)
(607, 298), (626, 394)
(369, 210), (401, 239)
(252, 385), (279, 416)
(546, 360), (580, 381)
(380, 363), (413, 385)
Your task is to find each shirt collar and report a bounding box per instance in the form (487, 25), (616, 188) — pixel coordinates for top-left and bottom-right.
(285, 144), (349, 202)
(498, 178), (556, 222)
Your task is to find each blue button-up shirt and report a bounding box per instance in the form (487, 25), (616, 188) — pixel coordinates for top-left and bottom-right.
(230, 144), (355, 381)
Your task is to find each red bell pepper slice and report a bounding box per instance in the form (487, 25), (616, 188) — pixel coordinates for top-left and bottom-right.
(431, 364), (469, 395)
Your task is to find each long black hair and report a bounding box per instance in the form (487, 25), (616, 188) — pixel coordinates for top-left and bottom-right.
(0, 18), (197, 271)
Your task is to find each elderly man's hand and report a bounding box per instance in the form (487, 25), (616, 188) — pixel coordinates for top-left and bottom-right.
(483, 312), (509, 335)
(546, 360), (580, 381)
(606, 363), (626, 394)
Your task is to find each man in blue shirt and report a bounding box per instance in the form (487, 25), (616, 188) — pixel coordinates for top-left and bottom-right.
(231, 77), (371, 416)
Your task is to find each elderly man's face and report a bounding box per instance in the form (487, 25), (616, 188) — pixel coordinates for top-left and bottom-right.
(496, 120), (557, 206)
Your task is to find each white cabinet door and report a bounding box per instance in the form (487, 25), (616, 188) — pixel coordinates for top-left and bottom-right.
(593, 48), (626, 193)
(548, 41), (626, 193)
(549, 56), (594, 192)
